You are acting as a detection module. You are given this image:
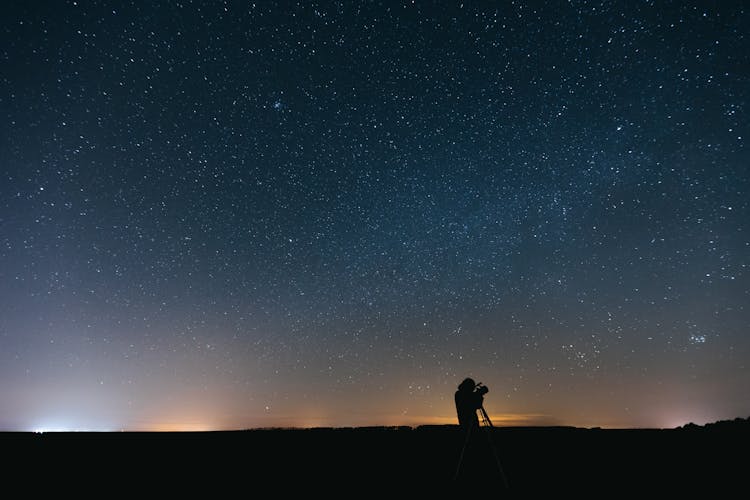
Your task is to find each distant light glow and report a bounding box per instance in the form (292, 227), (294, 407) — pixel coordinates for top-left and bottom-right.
(31, 425), (115, 433)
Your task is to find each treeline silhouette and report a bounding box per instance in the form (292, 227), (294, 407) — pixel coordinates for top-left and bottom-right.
(676, 416), (750, 430)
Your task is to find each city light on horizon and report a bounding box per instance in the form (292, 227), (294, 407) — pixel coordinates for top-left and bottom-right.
(10, 393), (731, 432)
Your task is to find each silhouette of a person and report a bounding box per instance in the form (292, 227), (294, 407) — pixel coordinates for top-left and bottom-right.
(453, 378), (508, 489)
(454, 377), (490, 484)
(455, 377), (485, 431)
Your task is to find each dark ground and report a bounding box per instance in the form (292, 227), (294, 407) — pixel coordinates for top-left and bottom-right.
(4, 421), (747, 498)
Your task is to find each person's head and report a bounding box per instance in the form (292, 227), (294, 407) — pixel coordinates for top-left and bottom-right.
(458, 377), (476, 393)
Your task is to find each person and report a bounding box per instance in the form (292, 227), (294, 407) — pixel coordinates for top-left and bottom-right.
(454, 377), (487, 431)
(453, 377), (494, 485)
(454, 378), (508, 488)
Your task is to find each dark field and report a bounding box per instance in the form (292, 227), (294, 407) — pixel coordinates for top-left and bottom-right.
(4, 422), (747, 497)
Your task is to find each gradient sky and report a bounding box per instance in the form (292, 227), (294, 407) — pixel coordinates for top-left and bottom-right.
(1, 1), (748, 431)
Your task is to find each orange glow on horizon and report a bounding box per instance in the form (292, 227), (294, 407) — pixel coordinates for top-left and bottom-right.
(236, 412), (567, 430)
(140, 422), (219, 432)
(105, 403), (665, 431)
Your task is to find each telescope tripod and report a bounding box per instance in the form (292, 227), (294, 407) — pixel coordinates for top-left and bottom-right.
(454, 406), (509, 488)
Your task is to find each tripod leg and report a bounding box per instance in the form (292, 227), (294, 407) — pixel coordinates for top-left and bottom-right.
(479, 409), (509, 489)
(485, 429), (509, 488)
(454, 423), (473, 481)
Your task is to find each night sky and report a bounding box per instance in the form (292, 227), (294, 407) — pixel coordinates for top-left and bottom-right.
(1, 1), (748, 432)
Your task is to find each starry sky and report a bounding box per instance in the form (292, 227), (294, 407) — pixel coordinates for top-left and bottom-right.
(1, 1), (748, 432)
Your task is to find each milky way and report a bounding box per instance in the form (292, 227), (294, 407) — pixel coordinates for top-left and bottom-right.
(1, 1), (748, 431)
